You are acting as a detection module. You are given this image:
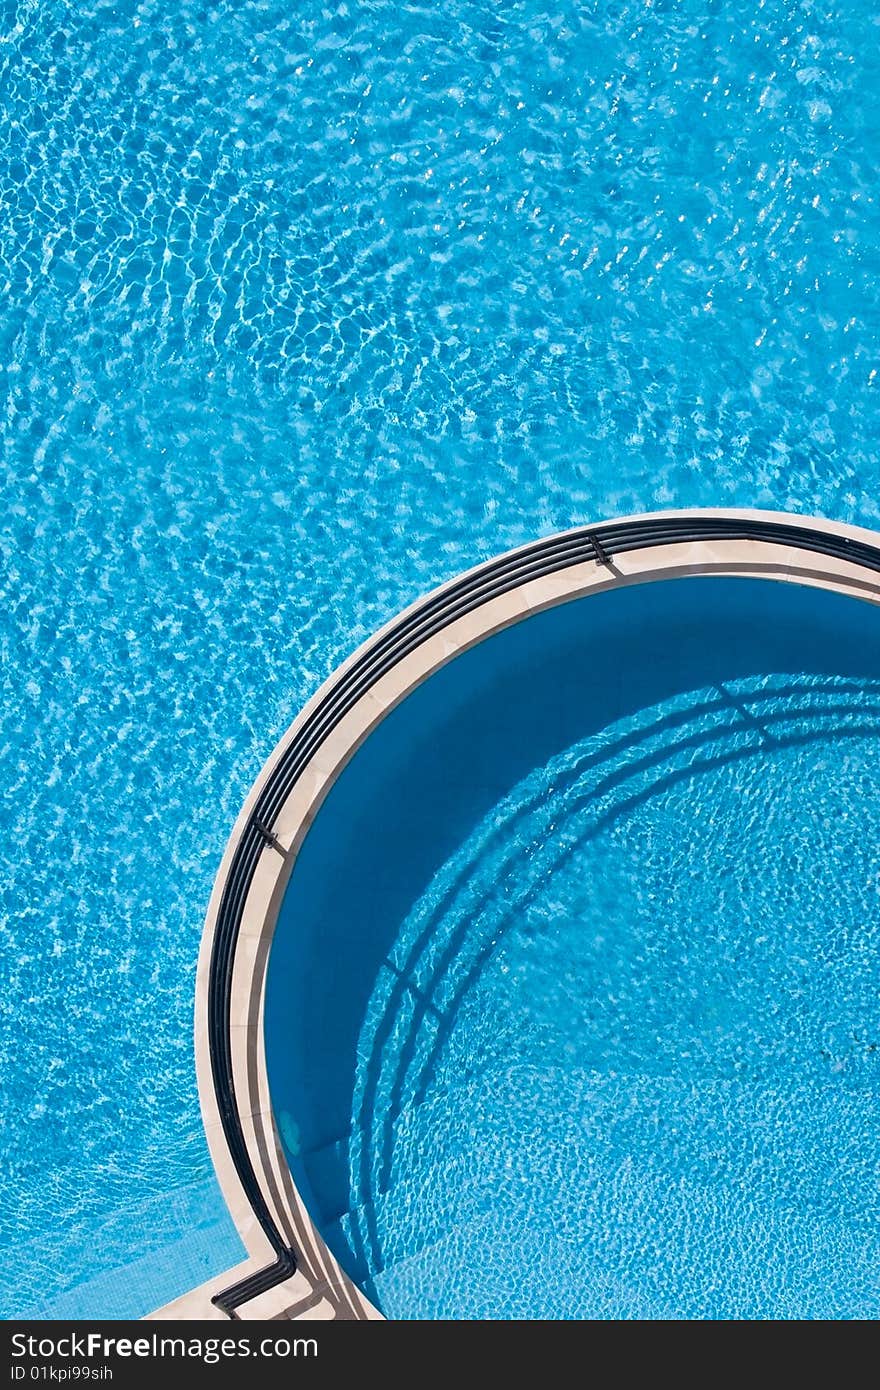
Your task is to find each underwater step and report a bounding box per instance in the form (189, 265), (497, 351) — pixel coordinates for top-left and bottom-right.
(318, 1065), (878, 1319)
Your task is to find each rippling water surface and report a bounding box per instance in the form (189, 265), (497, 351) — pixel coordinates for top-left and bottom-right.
(2, 0), (880, 1317)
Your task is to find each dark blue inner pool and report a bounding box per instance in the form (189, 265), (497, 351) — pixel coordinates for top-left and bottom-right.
(265, 576), (880, 1319)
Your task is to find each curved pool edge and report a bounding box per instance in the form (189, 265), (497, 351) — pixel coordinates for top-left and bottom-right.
(174, 506), (880, 1321)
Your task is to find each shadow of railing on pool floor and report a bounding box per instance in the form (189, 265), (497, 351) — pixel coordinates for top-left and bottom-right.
(343, 677), (880, 1285)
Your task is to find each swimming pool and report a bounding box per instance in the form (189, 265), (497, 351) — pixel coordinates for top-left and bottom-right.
(3, 0), (880, 1319)
(263, 573), (880, 1319)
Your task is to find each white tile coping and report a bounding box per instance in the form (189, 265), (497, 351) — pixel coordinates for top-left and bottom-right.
(156, 508), (880, 1321)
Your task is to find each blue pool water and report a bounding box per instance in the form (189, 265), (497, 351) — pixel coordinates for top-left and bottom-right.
(266, 579), (880, 1319)
(2, 0), (880, 1318)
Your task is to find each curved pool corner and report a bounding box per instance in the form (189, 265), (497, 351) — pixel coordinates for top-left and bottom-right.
(184, 507), (880, 1321)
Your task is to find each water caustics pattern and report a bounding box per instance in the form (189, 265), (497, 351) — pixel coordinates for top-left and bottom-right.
(2, 0), (880, 1317)
(347, 674), (880, 1318)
